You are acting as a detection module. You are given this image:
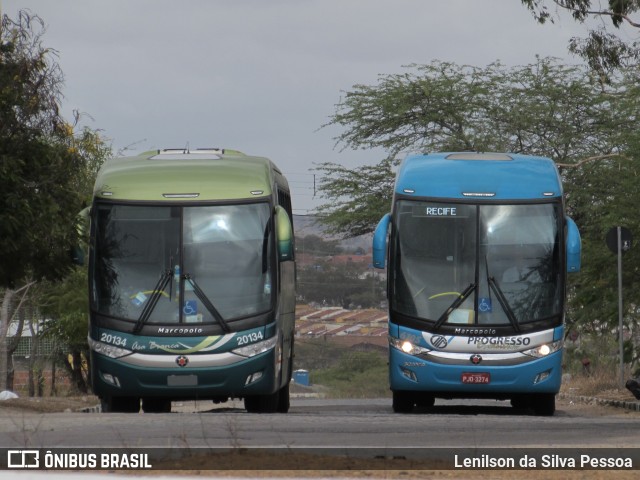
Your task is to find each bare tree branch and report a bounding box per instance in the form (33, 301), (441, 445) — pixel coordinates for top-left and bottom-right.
(9, 281), (35, 324)
(555, 153), (631, 168)
(552, 0), (640, 28)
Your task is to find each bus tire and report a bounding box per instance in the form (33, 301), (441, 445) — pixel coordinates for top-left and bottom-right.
(244, 390), (280, 413)
(142, 398), (172, 413)
(276, 382), (290, 413)
(392, 391), (414, 413)
(510, 395), (530, 410)
(532, 393), (555, 416)
(416, 394), (435, 409)
(101, 396), (140, 413)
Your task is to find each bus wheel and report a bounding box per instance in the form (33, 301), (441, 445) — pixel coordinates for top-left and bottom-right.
(392, 391), (414, 413)
(416, 394), (435, 409)
(532, 393), (555, 416)
(244, 390), (279, 413)
(101, 396), (140, 413)
(276, 383), (290, 413)
(142, 398), (172, 413)
(510, 395), (530, 410)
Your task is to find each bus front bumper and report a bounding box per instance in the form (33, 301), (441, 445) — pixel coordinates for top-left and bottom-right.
(90, 347), (278, 400)
(389, 347), (562, 396)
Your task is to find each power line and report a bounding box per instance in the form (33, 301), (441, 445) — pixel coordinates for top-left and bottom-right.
(285, 172), (317, 197)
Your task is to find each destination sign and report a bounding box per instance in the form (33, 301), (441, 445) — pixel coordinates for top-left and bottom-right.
(425, 207), (457, 216)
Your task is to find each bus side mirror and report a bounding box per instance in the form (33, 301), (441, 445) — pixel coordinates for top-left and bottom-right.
(373, 213), (391, 269)
(566, 217), (581, 273)
(71, 207), (91, 266)
(275, 205), (293, 262)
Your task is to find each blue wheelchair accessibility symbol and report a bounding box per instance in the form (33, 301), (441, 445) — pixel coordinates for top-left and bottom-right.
(183, 300), (198, 315)
(479, 297), (492, 313)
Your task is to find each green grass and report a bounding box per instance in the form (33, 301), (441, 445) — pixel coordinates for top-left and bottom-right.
(293, 338), (390, 398)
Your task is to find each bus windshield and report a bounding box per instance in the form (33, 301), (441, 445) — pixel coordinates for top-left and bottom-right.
(92, 202), (273, 326)
(391, 200), (562, 327)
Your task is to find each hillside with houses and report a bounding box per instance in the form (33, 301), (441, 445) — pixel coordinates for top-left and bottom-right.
(295, 305), (388, 349)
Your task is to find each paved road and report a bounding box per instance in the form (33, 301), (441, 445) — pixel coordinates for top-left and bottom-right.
(2, 398), (639, 475)
(1, 397), (639, 449)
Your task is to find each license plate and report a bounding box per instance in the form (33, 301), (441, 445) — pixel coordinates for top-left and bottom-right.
(461, 372), (490, 384)
(167, 374), (198, 387)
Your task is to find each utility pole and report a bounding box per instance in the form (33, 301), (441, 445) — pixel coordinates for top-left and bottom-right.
(606, 226), (633, 388)
(617, 226), (624, 388)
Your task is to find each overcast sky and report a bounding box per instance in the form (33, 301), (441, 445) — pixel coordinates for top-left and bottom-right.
(4, 0), (585, 213)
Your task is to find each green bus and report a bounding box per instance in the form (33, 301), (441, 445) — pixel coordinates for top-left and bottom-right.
(87, 148), (296, 413)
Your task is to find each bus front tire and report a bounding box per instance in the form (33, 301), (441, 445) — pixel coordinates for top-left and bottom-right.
(277, 383), (290, 413)
(244, 391), (278, 413)
(392, 391), (414, 413)
(510, 395), (529, 410)
(532, 393), (555, 416)
(142, 398), (172, 413)
(245, 383), (290, 414)
(101, 396), (140, 413)
(416, 394), (435, 409)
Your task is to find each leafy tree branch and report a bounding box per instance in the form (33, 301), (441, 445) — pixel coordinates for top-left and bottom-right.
(521, 1), (640, 81)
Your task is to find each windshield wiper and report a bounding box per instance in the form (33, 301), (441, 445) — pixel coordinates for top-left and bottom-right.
(183, 273), (231, 333)
(487, 276), (520, 333)
(433, 283), (476, 331)
(132, 269), (172, 334)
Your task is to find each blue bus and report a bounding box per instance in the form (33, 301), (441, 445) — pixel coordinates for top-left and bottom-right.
(373, 152), (581, 415)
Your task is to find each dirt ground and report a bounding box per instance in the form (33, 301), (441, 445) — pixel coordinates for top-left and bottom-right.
(0, 394), (99, 413)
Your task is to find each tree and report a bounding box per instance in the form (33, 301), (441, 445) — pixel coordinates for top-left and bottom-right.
(0, 10), (97, 391)
(521, 1), (640, 81)
(36, 127), (112, 394)
(318, 57), (640, 341)
(318, 58), (638, 234)
(314, 158), (396, 238)
(328, 58), (633, 160)
(562, 157), (640, 371)
(0, 11), (87, 287)
(297, 260), (385, 309)
(39, 267), (92, 393)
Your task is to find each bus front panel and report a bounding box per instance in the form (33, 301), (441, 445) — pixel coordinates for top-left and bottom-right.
(90, 323), (283, 400)
(389, 324), (563, 396)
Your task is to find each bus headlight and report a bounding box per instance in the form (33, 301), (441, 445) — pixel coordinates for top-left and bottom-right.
(389, 337), (430, 356)
(523, 340), (562, 358)
(232, 335), (278, 358)
(88, 336), (132, 359)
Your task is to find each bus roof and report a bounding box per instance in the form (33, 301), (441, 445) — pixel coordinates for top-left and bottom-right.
(93, 149), (284, 202)
(395, 152), (562, 200)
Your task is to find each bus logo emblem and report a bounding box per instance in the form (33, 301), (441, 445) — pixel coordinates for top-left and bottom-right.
(176, 355), (189, 367)
(470, 354), (482, 365)
(430, 335), (449, 349)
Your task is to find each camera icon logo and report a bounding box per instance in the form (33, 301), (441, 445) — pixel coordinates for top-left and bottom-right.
(7, 450), (40, 468)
